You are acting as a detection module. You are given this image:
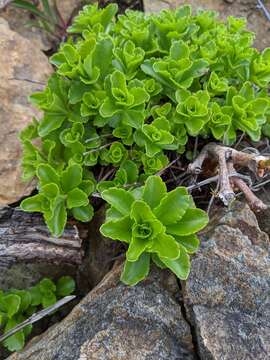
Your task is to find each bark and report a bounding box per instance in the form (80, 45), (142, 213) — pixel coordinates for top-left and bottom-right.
(0, 206), (83, 268)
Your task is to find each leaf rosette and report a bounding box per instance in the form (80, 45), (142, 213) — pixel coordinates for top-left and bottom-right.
(100, 176), (208, 285)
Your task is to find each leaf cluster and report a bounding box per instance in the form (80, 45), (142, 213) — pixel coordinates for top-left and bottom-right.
(21, 3), (270, 184)
(0, 276), (75, 352)
(21, 162), (95, 236)
(100, 176), (208, 285)
(19, 3), (270, 285)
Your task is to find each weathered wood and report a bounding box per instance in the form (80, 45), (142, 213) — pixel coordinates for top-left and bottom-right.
(0, 206), (83, 268)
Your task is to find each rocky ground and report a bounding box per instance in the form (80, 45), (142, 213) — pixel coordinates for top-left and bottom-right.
(6, 202), (270, 360)
(0, 0), (270, 359)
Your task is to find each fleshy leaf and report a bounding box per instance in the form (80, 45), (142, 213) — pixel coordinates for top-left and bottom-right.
(160, 245), (190, 280)
(167, 209), (209, 236)
(61, 163), (83, 193)
(175, 234), (200, 254)
(153, 187), (190, 225)
(142, 175), (167, 209)
(121, 253), (150, 286)
(151, 233), (180, 259)
(45, 196), (67, 237)
(101, 188), (135, 216)
(72, 204), (94, 222)
(100, 216), (133, 243)
(66, 188), (89, 209)
(56, 276), (76, 297)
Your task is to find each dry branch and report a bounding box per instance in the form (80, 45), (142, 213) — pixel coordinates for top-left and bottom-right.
(188, 143), (270, 211)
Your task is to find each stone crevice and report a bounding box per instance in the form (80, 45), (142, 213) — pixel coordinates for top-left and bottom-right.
(176, 278), (201, 360)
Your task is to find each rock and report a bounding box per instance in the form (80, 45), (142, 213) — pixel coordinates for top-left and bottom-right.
(56, 0), (83, 22)
(8, 264), (195, 360)
(5, 200), (270, 360)
(0, 1), (83, 51)
(0, 6), (51, 51)
(0, 19), (52, 206)
(253, 186), (270, 237)
(183, 201), (270, 360)
(144, 0), (270, 50)
(0, 0), (11, 9)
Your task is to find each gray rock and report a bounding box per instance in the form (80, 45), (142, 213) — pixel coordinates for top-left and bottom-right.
(183, 202), (270, 360)
(0, 18), (52, 205)
(253, 185), (270, 237)
(1, 1), (84, 51)
(6, 201), (270, 360)
(8, 264), (195, 360)
(0, 0), (11, 9)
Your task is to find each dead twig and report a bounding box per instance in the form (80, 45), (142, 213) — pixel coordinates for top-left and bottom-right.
(0, 295), (76, 343)
(188, 142), (270, 211)
(232, 177), (268, 211)
(257, 0), (270, 22)
(156, 157), (180, 176)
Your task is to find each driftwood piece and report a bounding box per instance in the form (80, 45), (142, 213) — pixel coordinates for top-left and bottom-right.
(0, 206), (83, 268)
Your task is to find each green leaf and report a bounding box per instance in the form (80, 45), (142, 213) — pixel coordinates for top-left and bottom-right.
(38, 114), (66, 137)
(142, 176), (167, 209)
(0, 294), (21, 318)
(72, 204), (94, 222)
(45, 196), (67, 237)
(20, 194), (45, 213)
(41, 183), (60, 199)
(100, 215), (133, 243)
(126, 236), (150, 262)
(61, 163), (83, 193)
(56, 276), (75, 297)
(151, 254), (167, 269)
(37, 164), (60, 186)
(39, 278), (56, 294)
(167, 209), (208, 236)
(161, 245), (190, 280)
(130, 200), (157, 223)
(23, 323), (33, 338)
(29, 286), (42, 306)
(154, 187), (190, 225)
(101, 188), (135, 216)
(67, 188), (89, 209)
(151, 233), (180, 259)
(41, 291), (57, 308)
(4, 318), (25, 352)
(175, 234), (200, 254)
(12, 290), (31, 312)
(62, 44), (79, 65)
(121, 253), (150, 286)
(79, 180), (95, 196)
